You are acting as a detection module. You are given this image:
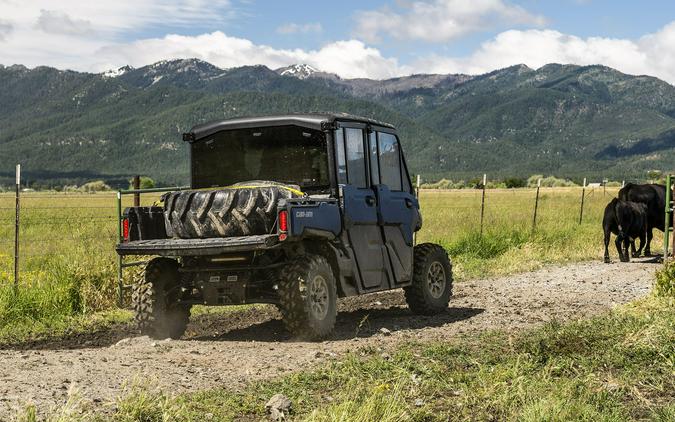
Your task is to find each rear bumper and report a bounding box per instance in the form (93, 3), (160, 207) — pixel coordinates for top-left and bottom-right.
(116, 234), (279, 256)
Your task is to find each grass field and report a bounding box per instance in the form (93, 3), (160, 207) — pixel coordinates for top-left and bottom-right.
(0, 186), (656, 341)
(1, 188), (673, 420)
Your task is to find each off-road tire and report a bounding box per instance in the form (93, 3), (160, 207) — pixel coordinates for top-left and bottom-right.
(163, 183), (299, 239)
(278, 255), (337, 340)
(404, 243), (453, 315)
(132, 258), (190, 339)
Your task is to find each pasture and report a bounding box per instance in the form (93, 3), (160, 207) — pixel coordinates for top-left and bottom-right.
(0, 186), (645, 340)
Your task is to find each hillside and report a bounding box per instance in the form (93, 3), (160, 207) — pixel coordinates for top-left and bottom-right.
(1, 60), (674, 187)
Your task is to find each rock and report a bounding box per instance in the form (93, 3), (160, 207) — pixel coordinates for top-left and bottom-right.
(379, 327), (391, 336)
(414, 398), (424, 407)
(266, 394), (292, 421)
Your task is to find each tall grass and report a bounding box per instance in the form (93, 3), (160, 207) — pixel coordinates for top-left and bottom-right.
(0, 187), (640, 338)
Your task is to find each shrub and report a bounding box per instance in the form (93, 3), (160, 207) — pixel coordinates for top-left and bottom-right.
(504, 177), (526, 188)
(79, 180), (111, 192)
(654, 262), (675, 298)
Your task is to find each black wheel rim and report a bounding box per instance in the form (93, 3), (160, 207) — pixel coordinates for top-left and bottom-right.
(308, 275), (329, 320)
(427, 261), (446, 299)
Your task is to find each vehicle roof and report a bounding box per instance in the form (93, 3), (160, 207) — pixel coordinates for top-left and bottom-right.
(185, 113), (395, 141)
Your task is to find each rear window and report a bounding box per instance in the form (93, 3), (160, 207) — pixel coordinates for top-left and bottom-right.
(191, 126), (329, 190)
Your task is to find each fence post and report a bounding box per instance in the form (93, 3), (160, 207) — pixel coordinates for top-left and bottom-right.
(117, 191), (123, 307)
(532, 178), (541, 233)
(479, 174), (487, 236)
(133, 175), (140, 207)
(665, 175), (672, 263)
(579, 177), (586, 225)
(14, 164), (20, 293)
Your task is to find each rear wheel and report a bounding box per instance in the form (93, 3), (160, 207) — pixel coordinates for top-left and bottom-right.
(278, 255), (337, 340)
(404, 243), (453, 315)
(133, 258), (190, 339)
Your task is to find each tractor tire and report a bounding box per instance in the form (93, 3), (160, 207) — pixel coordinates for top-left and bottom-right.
(404, 243), (453, 315)
(163, 182), (301, 239)
(132, 258), (190, 340)
(278, 255), (337, 340)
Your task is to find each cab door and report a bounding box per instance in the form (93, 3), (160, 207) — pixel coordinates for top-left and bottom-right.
(370, 130), (418, 285)
(335, 125), (389, 291)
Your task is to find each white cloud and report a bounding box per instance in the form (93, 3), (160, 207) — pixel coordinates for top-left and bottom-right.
(1, 0), (674, 85)
(411, 24), (675, 84)
(277, 22), (323, 35)
(353, 0), (546, 43)
(96, 33), (403, 79)
(35, 10), (94, 36)
(0, 19), (13, 41)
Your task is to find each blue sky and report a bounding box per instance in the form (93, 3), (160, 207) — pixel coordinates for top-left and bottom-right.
(1, 0), (674, 82)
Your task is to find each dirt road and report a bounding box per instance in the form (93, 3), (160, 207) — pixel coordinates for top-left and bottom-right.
(0, 260), (657, 417)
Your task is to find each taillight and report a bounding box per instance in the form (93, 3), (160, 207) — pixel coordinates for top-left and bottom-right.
(278, 210), (288, 232)
(122, 218), (130, 242)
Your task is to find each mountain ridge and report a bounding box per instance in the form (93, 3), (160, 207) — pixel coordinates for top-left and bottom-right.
(1, 59), (674, 187)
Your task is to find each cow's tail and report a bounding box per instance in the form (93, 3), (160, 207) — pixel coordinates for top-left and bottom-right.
(614, 200), (624, 238)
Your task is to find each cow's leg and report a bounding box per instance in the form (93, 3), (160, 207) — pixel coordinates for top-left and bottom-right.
(636, 231), (646, 257)
(644, 228), (653, 256)
(623, 237), (632, 262)
(631, 239), (638, 258)
(604, 229), (612, 263)
(616, 236), (627, 262)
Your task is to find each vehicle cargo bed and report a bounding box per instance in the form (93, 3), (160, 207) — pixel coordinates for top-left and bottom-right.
(116, 234), (279, 256)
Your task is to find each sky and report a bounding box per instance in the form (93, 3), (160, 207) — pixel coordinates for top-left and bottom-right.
(1, 0), (675, 83)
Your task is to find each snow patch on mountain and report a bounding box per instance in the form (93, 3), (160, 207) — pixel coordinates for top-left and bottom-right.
(276, 64), (318, 79)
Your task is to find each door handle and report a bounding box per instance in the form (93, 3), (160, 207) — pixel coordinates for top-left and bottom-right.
(365, 196), (376, 206)
(405, 198), (413, 208)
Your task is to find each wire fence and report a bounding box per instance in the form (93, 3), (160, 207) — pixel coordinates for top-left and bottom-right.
(0, 184), (621, 299)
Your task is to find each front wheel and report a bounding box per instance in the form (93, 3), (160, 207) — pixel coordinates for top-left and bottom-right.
(404, 243), (453, 315)
(278, 255), (337, 340)
(132, 258), (190, 340)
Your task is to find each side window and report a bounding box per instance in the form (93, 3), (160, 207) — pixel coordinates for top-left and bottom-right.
(378, 132), (402, 191)
(334, 128), (347, 184)
(345, 128), (367, 188)
(368, 131), (380, 185)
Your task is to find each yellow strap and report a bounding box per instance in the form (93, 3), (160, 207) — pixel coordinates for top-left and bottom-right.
(226, 184), (304, 197)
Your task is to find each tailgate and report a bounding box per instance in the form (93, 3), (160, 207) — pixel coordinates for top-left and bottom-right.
(116, 234), (279, 256)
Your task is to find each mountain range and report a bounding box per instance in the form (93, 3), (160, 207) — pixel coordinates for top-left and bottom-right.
(1, 59), (674, 187)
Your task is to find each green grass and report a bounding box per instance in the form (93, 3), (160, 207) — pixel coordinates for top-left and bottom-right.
(18, 295), (674, 421)
(0, 187), (657, 341)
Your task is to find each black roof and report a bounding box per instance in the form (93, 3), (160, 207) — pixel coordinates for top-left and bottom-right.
(184, 113), (395, 141)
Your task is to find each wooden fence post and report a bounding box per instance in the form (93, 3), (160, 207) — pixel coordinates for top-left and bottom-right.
(133, 175), (140, 207)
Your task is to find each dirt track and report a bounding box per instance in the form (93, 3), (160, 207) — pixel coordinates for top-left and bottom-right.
(0, 260), (657, 417)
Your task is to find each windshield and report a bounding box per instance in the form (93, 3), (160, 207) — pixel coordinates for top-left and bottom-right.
(191, 125), (329, 190)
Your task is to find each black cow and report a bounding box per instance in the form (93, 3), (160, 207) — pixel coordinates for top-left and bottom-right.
(603, 198), (648, 263)
(618, 183), (670, 256)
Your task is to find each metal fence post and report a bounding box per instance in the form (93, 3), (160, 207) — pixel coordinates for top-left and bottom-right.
(117, 190), (123, 307)
(579, 177), (586, 225)
(532, 178), (541, 233)
(479, 174), (486, 236)
(414, 174), (421, 246)
(664, 175), (672, 263)
(14, 164), (20, 293)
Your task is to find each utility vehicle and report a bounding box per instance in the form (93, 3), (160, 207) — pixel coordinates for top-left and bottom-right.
(116, 113), (453, 340)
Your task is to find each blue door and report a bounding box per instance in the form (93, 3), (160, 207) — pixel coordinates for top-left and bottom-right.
(371, 131), (418, 285)
(335, 126), (389, 291)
